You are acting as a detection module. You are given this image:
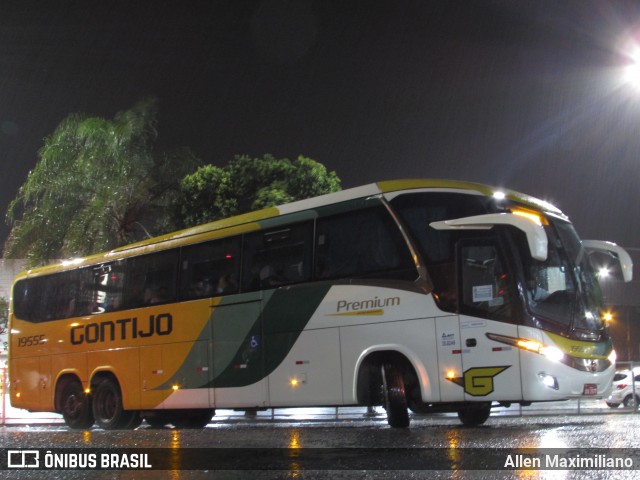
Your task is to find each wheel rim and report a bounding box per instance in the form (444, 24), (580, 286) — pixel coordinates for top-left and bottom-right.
(96, 386), (117, 422)
(64, 393), (83, 420)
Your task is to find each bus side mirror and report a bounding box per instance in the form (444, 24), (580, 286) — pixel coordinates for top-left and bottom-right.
(582, 240), (633, 282)
(429, 213), (548, 261)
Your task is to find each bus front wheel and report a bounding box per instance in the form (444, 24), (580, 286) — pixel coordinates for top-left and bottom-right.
(92, 378), (142, 430)
(457, 402), (491, 426)
(381, 363), (410, 428)
(60, 380), (94, 429)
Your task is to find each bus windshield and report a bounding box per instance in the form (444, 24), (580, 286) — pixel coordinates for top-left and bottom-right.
(522, 216), (605, 336)
(390, 192), (607, 337)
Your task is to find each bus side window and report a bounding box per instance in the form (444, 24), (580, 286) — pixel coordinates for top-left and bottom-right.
(88, 262), (126, 314)
(242, 222), (313, 291)
(124, 251), (179, 309)
(179, 237), (240, 300)
(13, 277), (46, 322)
(314, 207), (414, 280)
(47, 270), (81, 320)
(74, 267), (97, 315)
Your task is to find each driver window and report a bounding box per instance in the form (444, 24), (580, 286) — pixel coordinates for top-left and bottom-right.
(460, 243), (513, 322)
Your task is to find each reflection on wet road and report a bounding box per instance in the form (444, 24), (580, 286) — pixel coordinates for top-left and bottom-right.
(2, 410), (640, 479)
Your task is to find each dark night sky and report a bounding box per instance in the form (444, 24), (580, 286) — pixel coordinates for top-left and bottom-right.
(1, 0), (640, 250)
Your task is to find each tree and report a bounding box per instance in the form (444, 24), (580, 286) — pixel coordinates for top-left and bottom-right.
(178, 154), (341, 227)
(4, 98), (200, 266)
(0, 297), (7, 354)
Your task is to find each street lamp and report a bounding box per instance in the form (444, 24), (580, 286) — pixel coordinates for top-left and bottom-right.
(619, 37), (640, 89)
(623, 56), (640, 88)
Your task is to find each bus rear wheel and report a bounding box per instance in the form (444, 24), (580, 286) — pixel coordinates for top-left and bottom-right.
(457, 402), (492, 426)
(60, 380), (94, 429)
(145, 412), (174, 428)
(172, 409), (215, 429)
(381, 363), (410, 428)
(93, 378), (141, 430)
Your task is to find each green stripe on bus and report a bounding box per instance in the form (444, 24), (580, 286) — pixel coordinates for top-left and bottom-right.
(155, 284), (331, 390)
(212, 284), (331, 388)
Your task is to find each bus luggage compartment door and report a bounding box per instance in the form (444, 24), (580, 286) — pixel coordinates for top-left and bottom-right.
(211, 292), (269, 409)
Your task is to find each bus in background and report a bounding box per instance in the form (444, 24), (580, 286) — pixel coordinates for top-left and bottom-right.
(8, 179), (632, 429)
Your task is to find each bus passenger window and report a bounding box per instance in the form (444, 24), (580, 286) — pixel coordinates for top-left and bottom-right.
(42, 270), (80, 320)
(124, 250), (179, 309)
(179, 237), (240, 300)
(88, 262), (126, 314)
(242, 222), (312, 291)
(314, 207), (414, 281)
(14, 276), (47, 322)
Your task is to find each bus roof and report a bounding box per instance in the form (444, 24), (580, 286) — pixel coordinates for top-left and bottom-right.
(15, 179), (563, 279)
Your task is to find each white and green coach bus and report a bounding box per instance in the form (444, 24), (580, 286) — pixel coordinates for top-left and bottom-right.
(9, 179), (632, 429)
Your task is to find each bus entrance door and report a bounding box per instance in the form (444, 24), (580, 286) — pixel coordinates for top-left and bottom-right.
(457, 241), (522, 402)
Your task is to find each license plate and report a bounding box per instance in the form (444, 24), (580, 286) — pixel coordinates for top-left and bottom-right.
(583, 384), (598, 395)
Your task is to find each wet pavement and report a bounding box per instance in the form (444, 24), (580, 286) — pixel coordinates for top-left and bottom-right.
(2, 406), (640, 479)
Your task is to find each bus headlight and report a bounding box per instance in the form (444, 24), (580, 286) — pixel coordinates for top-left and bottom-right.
(539, 345), (565, 362)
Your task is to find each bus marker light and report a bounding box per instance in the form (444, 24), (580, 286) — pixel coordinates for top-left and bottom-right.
(517, 339), (542, 352)
(493, 191), (506, 200)
(446, 370), (456, 379)
(488, 333), (565, 362)
(290, 374), (306, 387)
(511, 207), (547, 226)
(172, 385), (180, 391)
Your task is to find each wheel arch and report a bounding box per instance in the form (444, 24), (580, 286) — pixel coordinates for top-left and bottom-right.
(353, 344), (430, 405)
(54, 372), (84, 412)
(89, 369), (120, 392)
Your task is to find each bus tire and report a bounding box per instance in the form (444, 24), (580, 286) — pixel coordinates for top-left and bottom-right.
(381, 363), (409, 428)
(457, 402), (492, 426)
(145, 413), (174, 428)
(173, 409), (215, 429)
(60, 380), (94, 429)
(92, 378), (140, 430)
